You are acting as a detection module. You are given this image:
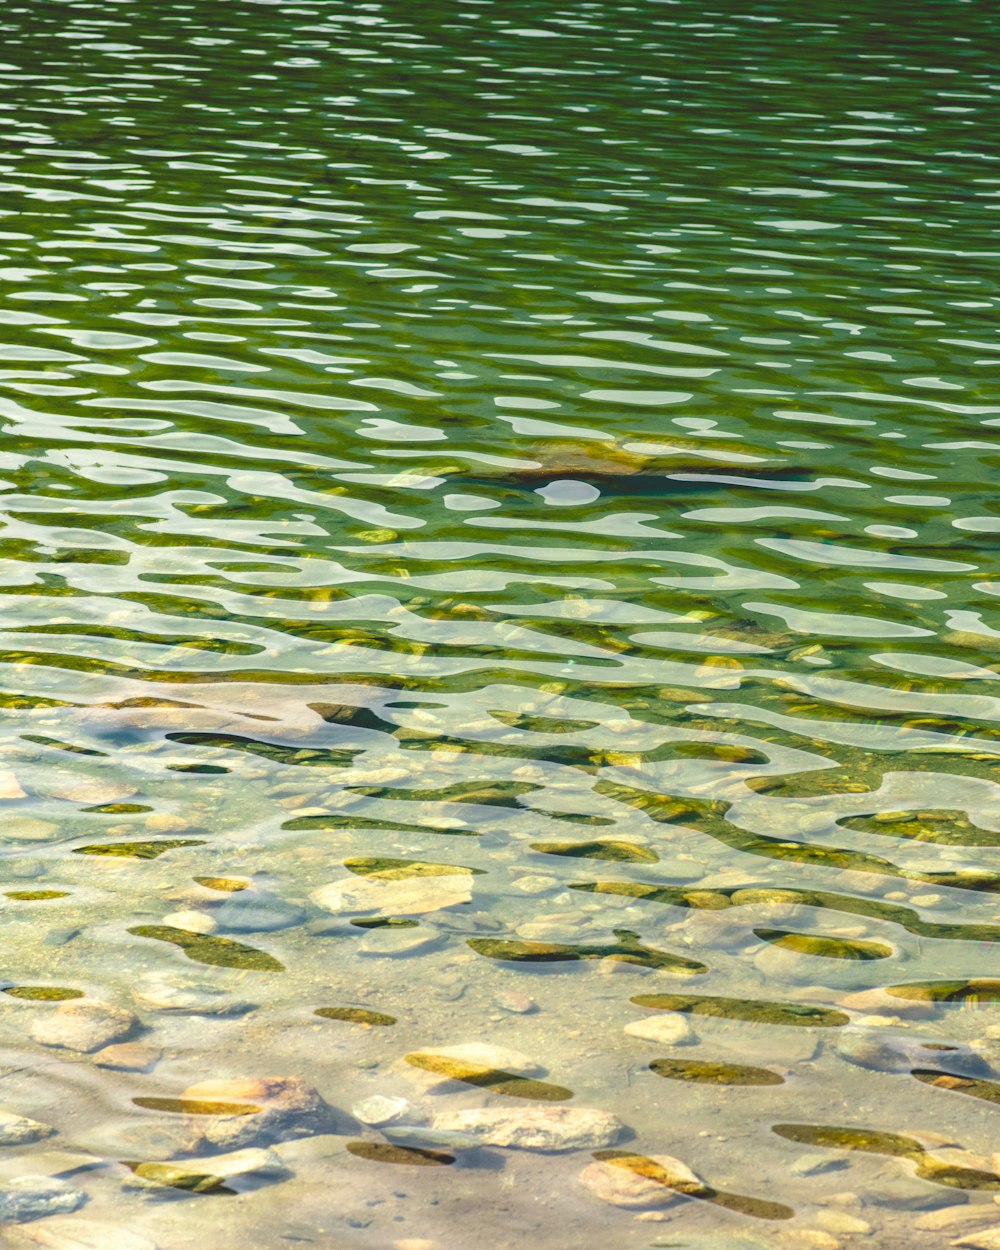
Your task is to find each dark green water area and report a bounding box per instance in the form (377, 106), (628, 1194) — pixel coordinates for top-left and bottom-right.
(0, 1), (998, 1247)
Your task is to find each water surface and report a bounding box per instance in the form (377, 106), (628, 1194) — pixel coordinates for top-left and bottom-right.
(0, 2), (999, 1248)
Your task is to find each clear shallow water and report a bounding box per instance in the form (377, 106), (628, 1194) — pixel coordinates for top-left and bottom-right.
(0, 1), (999, 1247)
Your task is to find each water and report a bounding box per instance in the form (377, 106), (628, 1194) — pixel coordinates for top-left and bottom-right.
(0, 0), (998, 1246)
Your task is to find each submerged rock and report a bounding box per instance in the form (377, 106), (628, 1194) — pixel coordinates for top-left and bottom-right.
(93, 1043), (160, 1073)
(180, 1076), (337, 1151)
(952, 1230), (1000, 1249)
(580, 1152), (703, 1208)
(312, 874), (472, 917)
(351, 1096), (411, 1127)
(0, 1112), (55, 1147)
(131, 972), (253, 1016)
(28, 1003), (138, 1054)
(623, 1015), (696, 1046)
(10, 1217), (157, 1250)
(430, 1106), (623, 1152)
(126, 1147), (282, 1193)
(213, 890), (306, 934)
(0, 1176), (84, 1223)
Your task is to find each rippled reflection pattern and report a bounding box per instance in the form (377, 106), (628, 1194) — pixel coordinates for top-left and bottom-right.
(0, 1), (998, 1247)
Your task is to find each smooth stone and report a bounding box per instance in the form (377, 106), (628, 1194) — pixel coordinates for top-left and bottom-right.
(863, 1177), (948, 1211)
(579, 1153), (701, 1209)
(915, 1206), (994, 1232)
(127, 1147), (281, 1192)
(214, 891), (306, 934)
(835, 1030), (910, 1074)
(952, 1230), (1000, 1249)
(431, 1107), (623, 1152)
(623, 1015), (696, 1046)
(2, 819), (58, 843)
(492, 992), (537, 1015)
(131, 973), (252, 1016)
(815, 1210), (871, 1235)
(161, 911), (215, 934)
(382, 1126), (483, 1150)
(48, 781), (137, 804)
(409, 1043), (540, 1076)
(312, 874), (472, 917)
(0, 1113), (55, 1147)
(0, 1152), (102, 1183)
(92, 1043), (160, 1073)
(180, 1076), (336, 1150)
(29, 1003), (138, 1054)
(10, 1217), (157, 1250)
(352, 1096), (411, 1127)
(0, 1176), (84, 1222)
(273, 1135), (346, 1168)
(512, 875), (560, 895)
(358, 930), (440, 957)
(0, 770), (26, 800)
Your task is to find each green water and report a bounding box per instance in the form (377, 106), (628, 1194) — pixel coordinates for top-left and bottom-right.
(0, 1), (998, 1246)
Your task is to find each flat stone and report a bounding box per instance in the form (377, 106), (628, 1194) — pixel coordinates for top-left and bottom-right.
(623, 1015), (696, 1046)
(352, 1096), (411, 1127)
(92, 1043), (160, 1073)
(214, 891), (306, 934)
(0, 771), (26, 799)
(0, 1112), (55, 1147)
(952, 1230), (1000, 1249)
(48, 780), (137, 804)
(409, 1043), (540, 1076)
(815, 1210), (871, 1235)
(9, 1217), (157, 1250)
(580, 1153), (701, 1208)
(835, 1030), (910, 1073)
(160, 910), (215, 934)
(512, 875), (559, 895)
(0, 1152), (102, 1184)
(3, 819), (57, 843)
(492, 992), (536, 1015)
(180, 1076), (336, 1150)
(128, 1147), (281, 1192)
(29, 1003), (138, 1053)
(431, 1106), (623, 1152)
(863, 1177), (948, 1211)
(131, 973), (252, 1016)
(358, 929), (440, 957)
(915, 1206), (992, 1232)
(312, 874), (472, 917)
(0, 1176), (84, 1222)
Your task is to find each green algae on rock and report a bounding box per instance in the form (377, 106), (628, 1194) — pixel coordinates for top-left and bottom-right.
(75, 840), (206, 859)
(4, 890), (69, 900)
(886, 980), (1000, 1003)
(404, 1052), (572, 1101)
(631, 993), (849, 1027)
(753, 929), (893, 961)
(772, 1124), (1000, 1190)
(910, 1069), (1000, 1105)
(127, 925), (284, 971)
(194, 876), (250, 892)
(315, 1007), (397, 1026)
(132, 1096), (262, 1116)
(467, 930), (707, 974)
(4, 985), (84, 1001)
(346, 1141), (454, 1166)
(530, 839), (659, 863)
(649, 1058), (784, 1086)
(344, 857), (482, 879)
